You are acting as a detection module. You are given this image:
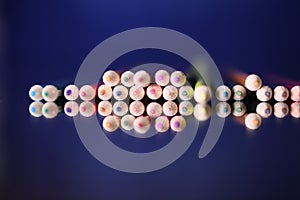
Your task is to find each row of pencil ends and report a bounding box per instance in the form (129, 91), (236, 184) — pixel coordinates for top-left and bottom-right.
(28, 72), (300, 103)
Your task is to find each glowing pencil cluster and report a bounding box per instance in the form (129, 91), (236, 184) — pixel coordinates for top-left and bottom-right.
(29, 70), (300, 132)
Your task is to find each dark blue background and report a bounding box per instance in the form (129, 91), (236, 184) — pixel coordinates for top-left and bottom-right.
(1, 0), (300, 199)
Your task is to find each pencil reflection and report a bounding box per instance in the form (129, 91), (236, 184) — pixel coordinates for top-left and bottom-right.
(29, 98), (300, 133)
